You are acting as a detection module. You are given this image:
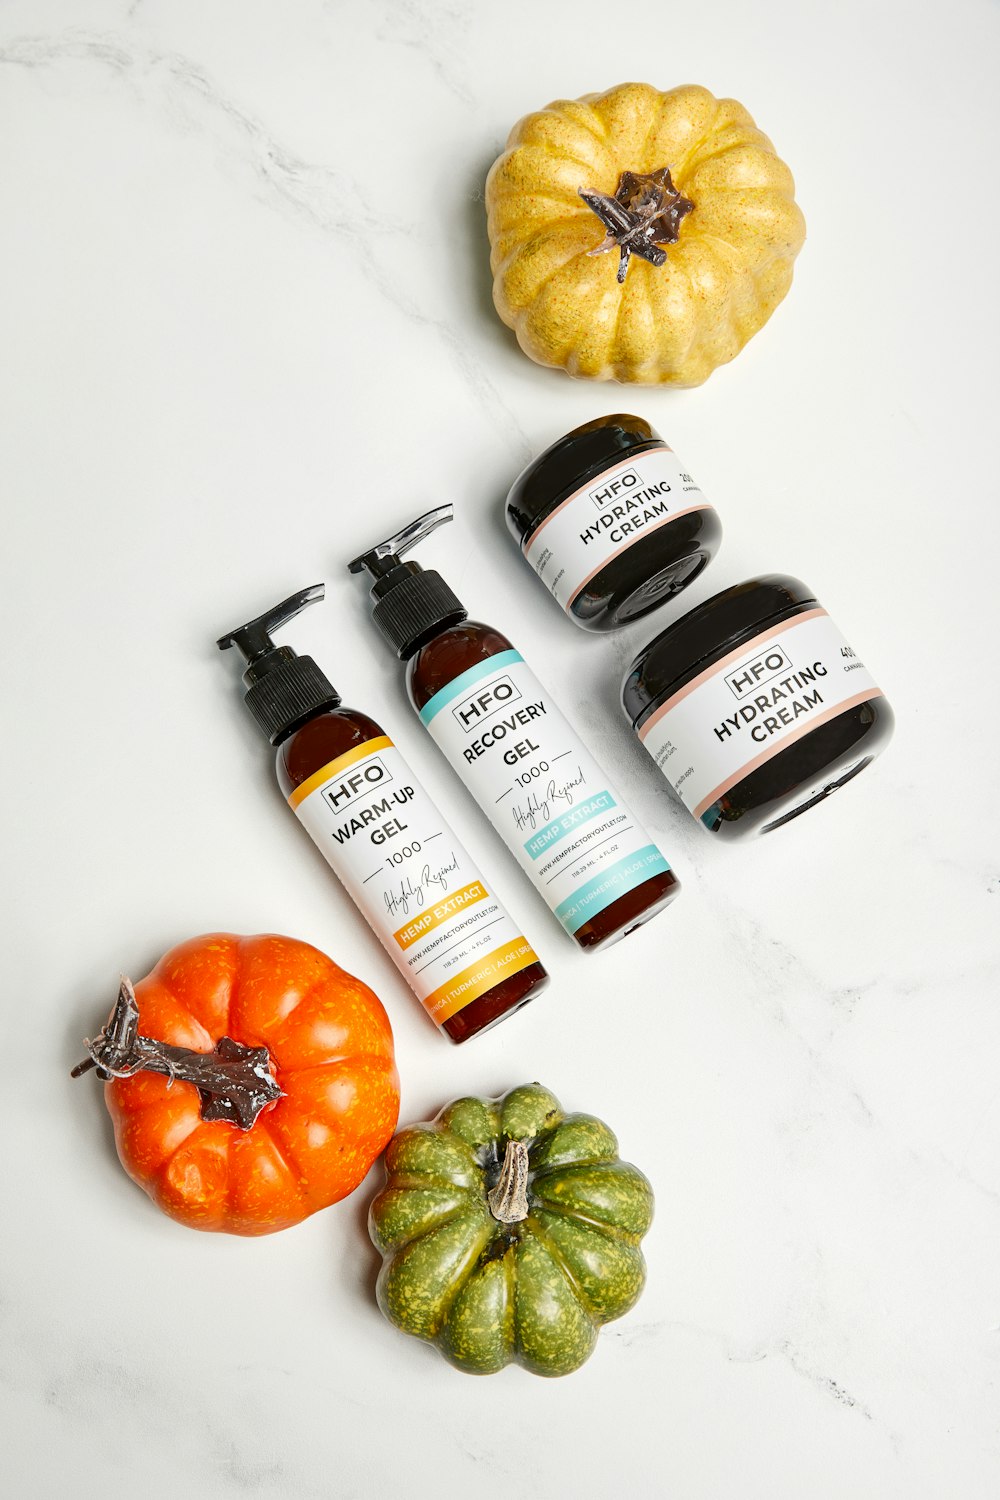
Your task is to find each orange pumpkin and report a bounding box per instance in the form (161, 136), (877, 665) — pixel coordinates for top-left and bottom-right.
(79, 933), (400, 1235)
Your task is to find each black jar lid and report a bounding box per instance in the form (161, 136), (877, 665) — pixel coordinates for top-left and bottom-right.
(622, 574), (817, 728)
(506, 413), (666, 546)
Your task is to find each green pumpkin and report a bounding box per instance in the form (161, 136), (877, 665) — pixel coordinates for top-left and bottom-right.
(368, 1084), (654, 1377)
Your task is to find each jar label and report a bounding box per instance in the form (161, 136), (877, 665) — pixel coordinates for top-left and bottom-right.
(290, 735), (539, 1024)
(419, 651), (671, 937)
(637, 610), (884, 823)
(522, 446), (712, 614)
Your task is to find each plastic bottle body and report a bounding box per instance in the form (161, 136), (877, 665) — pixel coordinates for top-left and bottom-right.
(276, 705), (547, 1041)
(406, 622), (679, 949)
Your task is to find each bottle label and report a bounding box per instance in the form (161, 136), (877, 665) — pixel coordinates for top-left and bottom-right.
(419, 651), (671, 938)
(637, 610), (884, 822)
(521, 446), (712, 613)
(290, 735), (539, 1026)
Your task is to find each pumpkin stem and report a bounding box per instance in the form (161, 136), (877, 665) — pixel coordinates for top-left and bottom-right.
(487, 1138), (531, 1224)
(71, 976), (283, 1130)
(579, 167), (694, 283)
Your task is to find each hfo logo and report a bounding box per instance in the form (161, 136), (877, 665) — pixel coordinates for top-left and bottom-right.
(725, 646), (793, 699)
(588, 467), (643, 510)
(451, 674), (522, 732)
(323, 756), (393, 810)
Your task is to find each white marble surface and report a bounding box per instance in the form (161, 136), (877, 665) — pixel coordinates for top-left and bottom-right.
(2, 1), (999, 1495)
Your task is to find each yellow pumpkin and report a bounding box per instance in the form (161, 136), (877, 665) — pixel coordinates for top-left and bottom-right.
(485, 83), (806, 387)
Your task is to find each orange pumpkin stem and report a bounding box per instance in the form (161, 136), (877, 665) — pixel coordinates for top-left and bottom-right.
(72, 976), (283, 1130)
(579, 167), (694, 283)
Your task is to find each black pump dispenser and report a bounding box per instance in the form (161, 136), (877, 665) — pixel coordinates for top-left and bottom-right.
(348, 505), (467, 659)
(217, 584), (341, 744)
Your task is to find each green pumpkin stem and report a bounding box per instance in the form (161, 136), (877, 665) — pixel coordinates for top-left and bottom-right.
(487, 1138), (531, 1224)
(71, 976), (283, 1130)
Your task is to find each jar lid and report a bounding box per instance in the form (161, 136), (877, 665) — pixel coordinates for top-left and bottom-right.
(622, 574), (816, 727)
(506, 413), (664, 545)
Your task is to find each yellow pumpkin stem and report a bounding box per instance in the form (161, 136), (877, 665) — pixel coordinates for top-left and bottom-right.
(580, 167), (694, 283)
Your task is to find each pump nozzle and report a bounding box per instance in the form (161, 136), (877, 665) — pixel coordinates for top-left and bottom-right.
(347, 505), (455, 583)
(217, 584), (326, 665)
(348, 505), (466, 660)
(216, 584), (340, 744)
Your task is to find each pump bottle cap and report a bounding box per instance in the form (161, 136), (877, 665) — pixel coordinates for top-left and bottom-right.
(217, 584), (341, 744)
(348, 504), (467, 659)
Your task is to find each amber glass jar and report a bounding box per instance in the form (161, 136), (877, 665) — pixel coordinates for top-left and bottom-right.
(622, 575), (894, 838)
(506, 413), (722, 632)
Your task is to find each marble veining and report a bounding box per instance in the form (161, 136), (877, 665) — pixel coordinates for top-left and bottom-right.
(1, 2), (999, 1497)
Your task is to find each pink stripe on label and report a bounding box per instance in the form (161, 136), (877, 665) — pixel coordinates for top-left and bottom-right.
(565, 502), (711, 606)
(524, 448), (672, 547)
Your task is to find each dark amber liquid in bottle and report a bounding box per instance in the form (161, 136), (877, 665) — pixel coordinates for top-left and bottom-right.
(274, 705), (547, 1043)
(406, 622), (680, 951)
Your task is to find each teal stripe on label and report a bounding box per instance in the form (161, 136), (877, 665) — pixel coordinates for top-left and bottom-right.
(553, 844), (670, 935)
(523, 791), (616, 861)
(418, 649), (524, 726)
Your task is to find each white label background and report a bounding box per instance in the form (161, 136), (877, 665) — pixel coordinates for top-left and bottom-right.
(522, 447), (712, 613)
(421, 652), (670, 935)
(292, 739), (530, 1019)
(638, 610), (883, 820)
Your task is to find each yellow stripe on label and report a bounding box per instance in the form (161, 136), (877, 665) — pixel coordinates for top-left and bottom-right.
(393, 881), (489, 951)
(423, 938), (540, 1024)
(286, 736), (393, 810)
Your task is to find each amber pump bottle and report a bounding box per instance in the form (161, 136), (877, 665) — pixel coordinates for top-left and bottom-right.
(348, 507), (680, 951)
(217, 585), (547, 1043)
